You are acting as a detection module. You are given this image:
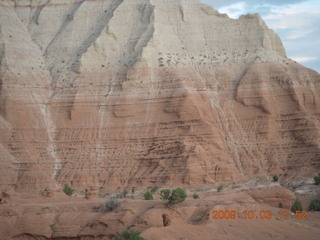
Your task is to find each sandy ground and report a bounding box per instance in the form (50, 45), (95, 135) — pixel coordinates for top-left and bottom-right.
(0, 184), (319, 240)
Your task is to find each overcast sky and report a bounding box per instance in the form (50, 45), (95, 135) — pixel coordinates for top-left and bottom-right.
(201, 0), (320, 73)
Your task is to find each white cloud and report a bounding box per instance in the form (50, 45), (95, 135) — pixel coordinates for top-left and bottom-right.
(263, 3), (320, 31)
(286, 29), (314, 40)
(291, 56), (318, 62)
(218, 2), (246, 19)
(204, 0), (320, 72)
(255, 1), (320, 70)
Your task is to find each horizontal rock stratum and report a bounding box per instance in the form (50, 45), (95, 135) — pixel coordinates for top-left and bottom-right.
(0, 0), (319, 192)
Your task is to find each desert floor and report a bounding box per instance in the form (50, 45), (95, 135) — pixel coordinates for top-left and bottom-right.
(1, 180), (319, 240)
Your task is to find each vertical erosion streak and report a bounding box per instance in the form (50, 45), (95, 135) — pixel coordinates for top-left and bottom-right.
(44, 0), (125, 89)
(67, 0), (125, 74)
(43, 0), (125, 180)
(106, 0), (156, 183)
(185, 48), (247, 175)
(29, 0), (51, 26)
(115, 0), (155, 88)
(127, 2), (155, 64)
(42, 104), (61, 181)
(44, 0), (86, 59)
(0, 41), (6, 98)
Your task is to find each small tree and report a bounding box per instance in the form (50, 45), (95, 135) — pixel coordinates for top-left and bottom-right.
(278, 202), (283, 208)
(50, 223), (56, 230)
(314, 173), (320, 185)
(63, 184), (75, 196)
(193, 193), (199, 199)
(105, 199), (120, 212)
(123, 190), (128, 197)
(160, 189), (171, 201)
(273, 175), (279, 182)
(309, 199), (320, 211)
(144, 190), (153, 200)
(217, 185), (224, 192)
(291, 198), (303, 213)
(114, 230), (144, 240)
(169, 188), (187, 204)
(150, 186), (159, 194)
(116, 190), (128, 199)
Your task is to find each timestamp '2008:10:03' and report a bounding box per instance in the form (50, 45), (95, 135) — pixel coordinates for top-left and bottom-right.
(211, 210), (308, 220)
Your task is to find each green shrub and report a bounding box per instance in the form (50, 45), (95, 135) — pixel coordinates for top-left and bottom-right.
(123, 190), (128, 196)
(41, 205), (53, 211)
(309, 199), (320, 211)
(278, 202), (283, 208)
(131, 187), (136, 194)
(144, 190), (153, 200)
(150, 186), (159, 194)
(50, 223), (56, 230)
(160, 189), (171, 201)
(272, 175), (279, 182)
(169, 188), (187, 204)
(291, 198), (303, 213)
(114, 230), (144, 240)
(116, 193), (122, 199)
(63, 184), (75, 196)
(193, 193), (199, 199)
(92, 205), (100, 212)
(217, 185), (224, 192)
(105, 199), (120, 212)
(314, 173), (320, 185)
(116, 190), (128, 199)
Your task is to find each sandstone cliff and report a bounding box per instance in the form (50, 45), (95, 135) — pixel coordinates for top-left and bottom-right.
(0, 0), (319, 192)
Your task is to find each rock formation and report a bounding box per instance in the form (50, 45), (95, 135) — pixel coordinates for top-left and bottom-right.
(0, 0), (319, 192)
(85, 186), (99, 199)
(247, 187), (295, 209)
(1, 187), (319, 240)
